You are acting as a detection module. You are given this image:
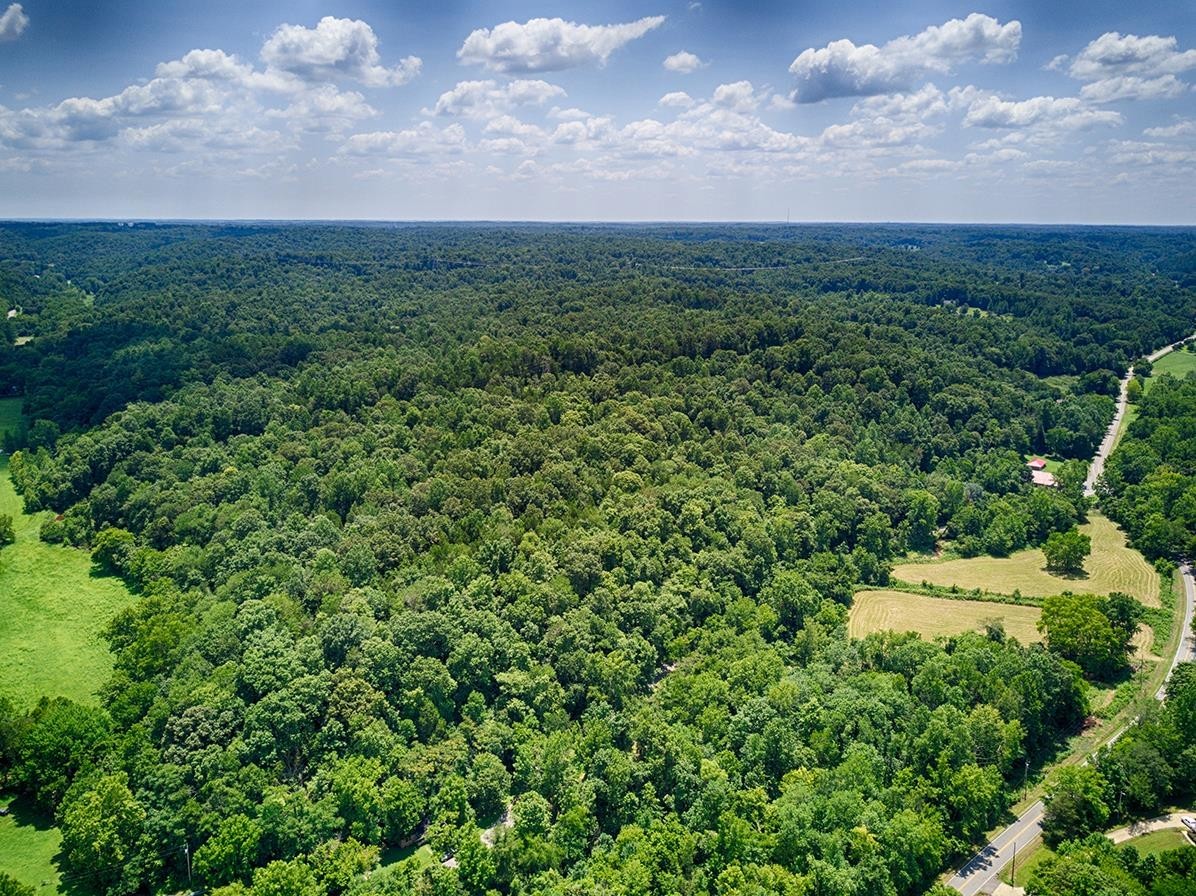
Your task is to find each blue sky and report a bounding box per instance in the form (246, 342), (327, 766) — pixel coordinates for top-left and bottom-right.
(0, 1), (1193, 221)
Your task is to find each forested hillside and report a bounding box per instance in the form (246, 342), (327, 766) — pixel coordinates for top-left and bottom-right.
(1, 223), (1194, 896)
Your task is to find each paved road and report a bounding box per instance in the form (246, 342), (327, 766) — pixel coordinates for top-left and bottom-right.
(1083, 336), (1194, 498)
(1083, 371), (1129, 498)
(1159, 563), (1196, 700)
(947, 802), (1045, 896)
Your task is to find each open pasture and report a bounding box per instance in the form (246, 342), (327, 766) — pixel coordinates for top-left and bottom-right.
(1147, 347), (1196, 390)
(892, 513), (1159, 606)
(849, 590), (1044, 645)
(0, 398), (133, 708)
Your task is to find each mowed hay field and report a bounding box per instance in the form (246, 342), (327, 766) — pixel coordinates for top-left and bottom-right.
(891, 513), (1159, 606)
(0, 398), (133, 708)
(849, 591), (1044, 645)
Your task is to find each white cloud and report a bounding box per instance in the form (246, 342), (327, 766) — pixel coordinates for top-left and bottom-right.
(267, 86), (376, 132)
(663, 51), (704, 73)
(340, 122), (467, 157)
(548, 106), (591, 121)
(1057, 33), (1196, 103)
(1080, 75), (1188, 103)
(788, 13), (1021, 102)
(121, 120), (293, 154)
(711, 81), (760, 113)
(0, 2), (27, 41)
(428, 79), (565, 118)
(1106, 139), (1196, 167)
(260, 16), (421, 87)
(851, 84), (950, 121)
(1144, 118), (1196, 139)
(898, 158), (959, 173)
(457, 16), (665, 73)
(819, 116), (935, 148)
(0, 20), (407, 152)
(1068, 32), (1196, 81)
(0, 3), (27, 42)
(659, 91), (694, 109)
(964, 95), (1122, 130)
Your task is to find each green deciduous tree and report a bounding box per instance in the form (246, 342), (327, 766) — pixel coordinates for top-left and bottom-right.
(58, 772), (145, 894)
(1038, 593), (1129, 679)
(1043, 528), (1091, 575)
(1042, 766), (1111, 846)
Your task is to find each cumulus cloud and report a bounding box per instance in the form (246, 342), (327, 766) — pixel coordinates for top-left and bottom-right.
(1068, 32), (1196, 81)
(1080, 75), (1188, 103)
(711, 81), (761, 113)
(663, 51), (704, 73)
(659, 91), (694, 108)
(428, 79), (565, 118)
(1144, 118), (1196, 139)
(121, 120), (293, 154)
(340, 122), (467, 157)
(788, 13), (1021, 102)
(0, 16), (415, 153)
(964, 95), (1122, 130)
(0, 2), (27, 41)
(261, 16), (421, 87)
(267, 86), (376, 132)
(1055, 32), (1196, 103)
(458, 16), (664, 73)
(548, 106), (591, 121)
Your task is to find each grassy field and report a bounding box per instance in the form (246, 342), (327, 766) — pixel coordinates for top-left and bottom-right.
(1147, 347), (1196, 390)
(0, 796), (63, 893)
(892, 513), (1159, 607)
(849, 590), (1044, 645)
(1124, 828), (1192, 856)
(0, 397), (134, 709)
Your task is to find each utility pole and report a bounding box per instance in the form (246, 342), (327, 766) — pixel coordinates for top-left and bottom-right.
(1011, 837), (1017, 885)
(184, 841), (192, 887)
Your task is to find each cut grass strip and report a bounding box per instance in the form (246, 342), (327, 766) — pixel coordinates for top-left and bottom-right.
(892, 513), (1159, 607)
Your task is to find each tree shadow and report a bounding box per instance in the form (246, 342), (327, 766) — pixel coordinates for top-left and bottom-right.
(1040, 566), (1090, 582)
(2, 791), (52, 831)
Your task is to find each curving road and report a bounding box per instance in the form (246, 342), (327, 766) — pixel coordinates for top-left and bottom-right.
(1085, 336), (1196, 497)
(949, 335), (1196, 895)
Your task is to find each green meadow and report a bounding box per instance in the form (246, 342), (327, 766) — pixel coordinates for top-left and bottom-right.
(0, 398), (133, 709)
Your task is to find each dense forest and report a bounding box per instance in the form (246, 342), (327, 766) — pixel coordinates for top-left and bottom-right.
(1, 223), (1195, 896)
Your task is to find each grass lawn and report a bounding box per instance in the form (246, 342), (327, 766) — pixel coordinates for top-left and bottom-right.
(1024, 453), (1064, 474)
(0, 451), (134, 708)
(849, 590), (1044, 645)
(373, 843), (436, 886)
(0, 795), (63, 893)
(892, 513), (1159, 607)
(1123, 828), (1192, 856)
(1146, 348), (1196, 390)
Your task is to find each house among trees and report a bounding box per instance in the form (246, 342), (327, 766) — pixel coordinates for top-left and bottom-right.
(1028, 457), (1058, 487)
